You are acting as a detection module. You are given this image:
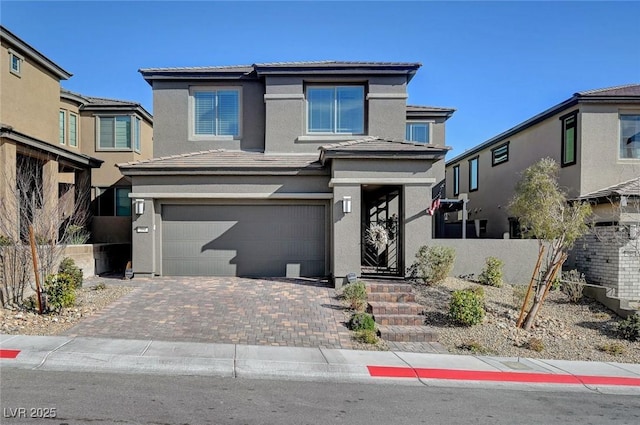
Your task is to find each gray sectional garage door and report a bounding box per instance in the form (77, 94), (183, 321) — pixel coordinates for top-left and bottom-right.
(162, 204), (326, 277)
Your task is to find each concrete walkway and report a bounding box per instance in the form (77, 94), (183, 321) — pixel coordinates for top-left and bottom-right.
(1, 334), (639, 395)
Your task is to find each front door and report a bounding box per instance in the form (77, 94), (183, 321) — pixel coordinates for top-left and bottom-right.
(361, 185), (401, 276)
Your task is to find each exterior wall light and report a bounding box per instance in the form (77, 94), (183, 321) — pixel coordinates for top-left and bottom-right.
(343, 196), (352, 213)
(134, 199), (145, 215)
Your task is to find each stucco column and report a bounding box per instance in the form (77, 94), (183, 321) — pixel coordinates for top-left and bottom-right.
(40, 159), (58, 242)
(403, 184), (432, 274)
(332, 184), (361, 288)
(0, 140), (18, 240)
(131, 198), (155, 277)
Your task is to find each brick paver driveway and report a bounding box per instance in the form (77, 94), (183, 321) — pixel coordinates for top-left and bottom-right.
(64, 277), (353, 349)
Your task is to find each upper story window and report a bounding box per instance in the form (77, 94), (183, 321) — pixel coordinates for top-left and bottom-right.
(620, 114), (640, 159)
(307, 85), (364, 134)
(191, 87), (240, 138)
(69, 113), (78, 147)
(9, 50), (22, 76)
(406, 122), (430, 143)
(59, 111), (66, 144)
(491, 142), (509, 166)
(469, 156), (479, 191)
(97, 115), (141, 151)
(561, 112), (577, 166)
(452, 165), (460, 196)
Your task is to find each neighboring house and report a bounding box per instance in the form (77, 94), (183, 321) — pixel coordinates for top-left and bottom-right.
(1, 25), (153, 250)
(0, 26), (101, 243)
(443, 84), (640, 299)
(444, 84), (640, 239)
(60, 90), (153, 243)
(119, 61), (454, 286)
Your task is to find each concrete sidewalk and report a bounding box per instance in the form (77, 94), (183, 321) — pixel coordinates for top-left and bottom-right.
(2, 334), (639, 395)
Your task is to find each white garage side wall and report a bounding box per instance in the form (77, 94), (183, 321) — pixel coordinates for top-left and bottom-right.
(430, 239), (543, 285)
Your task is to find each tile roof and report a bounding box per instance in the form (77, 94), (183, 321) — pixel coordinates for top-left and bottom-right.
(406, 105), (456, 112)
(138, 64), (254, 73)
(118, 149), (324, 173)
(577, 84), (640, 97)
(320, 136), (450, 152)
(578, 177), (640, 200)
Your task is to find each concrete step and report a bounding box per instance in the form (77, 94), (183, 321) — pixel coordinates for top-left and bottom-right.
(374, 314), (424, 326)
(366, 282), (413, 294)
(368, 301), (424, 316)
(377, 325), (438, 343)
(368, 292), (416, 303)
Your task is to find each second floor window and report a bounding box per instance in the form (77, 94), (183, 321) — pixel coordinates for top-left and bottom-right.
(406, 122), (430, 143)
(620, 114), (640, 159)
(561, 112), (577, 166)
(69, 113), (78, 147)
(491, 142), (509, 166)
(98, 115), (141, 151)
(452, 165), (460, 196)
(469, 156), (479, 191)
(307, 86), (364, 134)
(59, 111), (65, 144)
(9, 50), (22, 76)
(193, 89), (240, 137)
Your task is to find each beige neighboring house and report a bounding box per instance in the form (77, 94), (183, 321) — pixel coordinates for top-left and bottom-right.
(444, 84), (640, 299)
(1, 25), (153, 252)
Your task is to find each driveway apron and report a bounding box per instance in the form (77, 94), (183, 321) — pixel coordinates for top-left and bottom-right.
(64, 277), (353, 349)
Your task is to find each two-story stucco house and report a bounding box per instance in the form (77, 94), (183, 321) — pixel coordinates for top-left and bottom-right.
(444, 84), (640, 299)
(119, 61), (454, 286)
(1, 26), (153, 255)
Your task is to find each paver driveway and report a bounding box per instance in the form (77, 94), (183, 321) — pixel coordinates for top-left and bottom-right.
(65, 277), (354, 349)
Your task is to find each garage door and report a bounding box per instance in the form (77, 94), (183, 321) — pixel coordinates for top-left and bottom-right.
(162, 204), (326, 277)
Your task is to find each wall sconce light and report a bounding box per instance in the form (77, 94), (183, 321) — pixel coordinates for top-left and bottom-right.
(342, 196), (352, 214)
(134, 199), (145, 215)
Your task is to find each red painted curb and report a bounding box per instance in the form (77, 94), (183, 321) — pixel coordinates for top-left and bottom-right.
(367, 366), (640, 387)
(0, 349), (21, 359)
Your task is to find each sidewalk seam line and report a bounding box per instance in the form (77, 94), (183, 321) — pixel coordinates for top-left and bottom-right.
(139, 340), (153, 356)
(537, 359), (599, 393)
(1, 335), (18, 344)
(233, 344), (237, 378)
(33, 338), (75, 370)
(318, 347), (330, 365)
(391, 351), (425, 386)
(606, 361), (640, 378)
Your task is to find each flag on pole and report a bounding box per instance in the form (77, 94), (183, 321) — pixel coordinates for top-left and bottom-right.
(427, 197), (441, 216)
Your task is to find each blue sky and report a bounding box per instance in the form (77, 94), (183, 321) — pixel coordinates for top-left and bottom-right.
(2, 1), (639, 156)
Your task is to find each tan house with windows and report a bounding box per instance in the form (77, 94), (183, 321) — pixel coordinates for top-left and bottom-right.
(0, 25), (152, 249)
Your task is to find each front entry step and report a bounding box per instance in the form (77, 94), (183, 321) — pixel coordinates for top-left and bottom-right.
(377, 325), (438, 342)
(368, 301), (424, 316)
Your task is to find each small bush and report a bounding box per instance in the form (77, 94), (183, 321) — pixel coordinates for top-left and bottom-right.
(468, 285), (485, 299)
(598, 342), (626, 356)
(94, 282), (107, 291)
(58, 257), (83, 289)
(44, 273), (76, 313)
(348, 312), (375, 331)
(457, 340), (491, 355)
(479, 257), (504, 287)
(449, 289), (485, 326)
(65, 225), (90, 245)
(526, 337), (544, 352)
(617, 314), (640, 342)
(408, 245), (456, 285)
(354, 329), (378, 344)
(342, 281), (368, 311)
(0, 235), (13, 246)
(560, 269), (585, 303)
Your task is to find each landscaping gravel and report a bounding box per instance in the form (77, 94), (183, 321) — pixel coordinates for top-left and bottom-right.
(414, 277), (640, 363)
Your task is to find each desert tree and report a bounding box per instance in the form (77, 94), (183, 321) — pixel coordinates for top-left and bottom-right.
(509, 158), (592, 330)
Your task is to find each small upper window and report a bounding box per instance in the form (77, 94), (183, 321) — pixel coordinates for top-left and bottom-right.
(307, 85), (364, 134)
(491, 142), (509, 166)
(452, 165), (460, 196)
(98, 115), (138, 150)
(133, 116), (141, 152)
(9, 51), (22, 76)
(69, 113), (78, 147)
(59, 111), (66, 145)
(192, 88), (240, 137)
(620, 114), (640, 159)
(469, 156), (479, 192)
(406, 122), (430, 143)
(561, 112), (577, 166)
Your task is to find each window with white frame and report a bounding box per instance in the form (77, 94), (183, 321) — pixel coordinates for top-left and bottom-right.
(191, 88), (240, 137)
(491, 142), (509, 166)
(9, 50), (22, 75)
(620, 114), (640, 159)
(59, 111), (66, 144)
(97, 115), (140, 150)
(69, 113), (78, 147)
(406, 122), (430, 143)
(306, 85), (364, 134)
(469, 156), (479, 191)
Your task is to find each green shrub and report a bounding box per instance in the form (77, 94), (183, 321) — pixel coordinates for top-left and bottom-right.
(58, 257), (83, 289)
(526, 337), (544, 352)
(354, 329), (378, 344)
(448, 288), (485, 326)
(348, 312), (375, 331)
(457, 340), (491, 355)
(560, 269), (585, 303)
(94, 282), (107, 291)
(65, 225), (90, 245)
(617, 314), (640, 342)
(0, 234), (13, 246)
(44, 273), (76, 313)
(598, 342), (626, 356)
(479, 257), (504, 287)
(342, 281), (368, 312)
(408, 245), (456, 285)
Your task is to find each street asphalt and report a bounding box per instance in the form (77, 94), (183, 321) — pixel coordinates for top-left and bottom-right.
(1, 334), (639, 395)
